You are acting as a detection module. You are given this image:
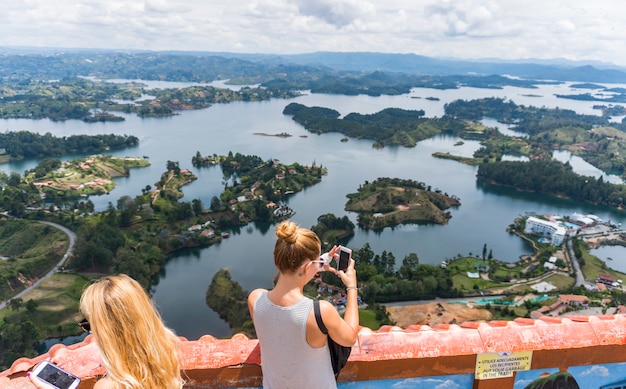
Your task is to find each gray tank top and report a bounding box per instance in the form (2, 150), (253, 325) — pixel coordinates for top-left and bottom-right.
(254, 292), (336, 389)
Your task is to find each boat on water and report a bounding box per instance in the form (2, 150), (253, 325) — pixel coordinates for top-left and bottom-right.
(221, 232), (230, 238)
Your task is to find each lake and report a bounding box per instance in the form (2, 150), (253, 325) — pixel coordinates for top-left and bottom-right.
(2, 81), (626, 339)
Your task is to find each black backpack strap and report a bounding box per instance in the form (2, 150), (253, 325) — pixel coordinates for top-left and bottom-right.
(313, 300), (328, 335)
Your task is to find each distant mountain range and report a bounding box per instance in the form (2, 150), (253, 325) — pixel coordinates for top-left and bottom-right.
(211, 51), (626, 83)
(2, 46), (626, 84)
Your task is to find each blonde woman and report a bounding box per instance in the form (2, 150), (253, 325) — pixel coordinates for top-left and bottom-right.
(248, 221), (359, 389)
(31, 274), (183, 389)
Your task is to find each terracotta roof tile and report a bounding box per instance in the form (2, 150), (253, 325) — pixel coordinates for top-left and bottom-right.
(1, 314), (625, 388)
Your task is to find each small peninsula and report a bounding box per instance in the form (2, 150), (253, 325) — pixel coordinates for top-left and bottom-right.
(345, 177), (460, 229)
(253, 132), (292, 138)
(31, 155), (150, 200)
(192, 151), (327, 222)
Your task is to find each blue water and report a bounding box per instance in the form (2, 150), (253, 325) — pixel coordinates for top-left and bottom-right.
(3, 81), (626, 339)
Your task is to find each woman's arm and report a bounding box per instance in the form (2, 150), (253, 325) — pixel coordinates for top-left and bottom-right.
(247, 288), (266, 321)
(321, 258), (359, 346)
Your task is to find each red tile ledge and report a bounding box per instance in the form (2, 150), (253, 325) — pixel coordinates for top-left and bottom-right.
(1, 314), (625, 388)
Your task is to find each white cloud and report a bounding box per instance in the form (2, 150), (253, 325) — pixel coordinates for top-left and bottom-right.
(392, 377), (462, 389)
(293, 0), (374, 28)
(424, 0), (500, 37)
(580, 365), (609, 377)
(1, 0), (626, 66)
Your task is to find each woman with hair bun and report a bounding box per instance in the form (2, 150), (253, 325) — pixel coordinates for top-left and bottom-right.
(248, 221), (359, 389)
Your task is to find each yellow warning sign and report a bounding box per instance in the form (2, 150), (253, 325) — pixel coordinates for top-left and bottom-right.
(475, 351), (533, 380)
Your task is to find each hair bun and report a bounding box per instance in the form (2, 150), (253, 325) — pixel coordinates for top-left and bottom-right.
(276, 221), (297, 244)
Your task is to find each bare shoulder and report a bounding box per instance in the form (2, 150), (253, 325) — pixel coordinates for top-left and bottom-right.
(247, 288), (267, 304)
(247, 288), (267, 320)
(318, 299), (341, 320)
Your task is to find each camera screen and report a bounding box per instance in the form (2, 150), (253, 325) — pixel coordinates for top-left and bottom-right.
(37, 363), (78, 389)
(339, 249), (350, 271)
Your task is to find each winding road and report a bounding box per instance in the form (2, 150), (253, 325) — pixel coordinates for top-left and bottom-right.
(566, 237), (596, 289)
(0, 220), (76, 311)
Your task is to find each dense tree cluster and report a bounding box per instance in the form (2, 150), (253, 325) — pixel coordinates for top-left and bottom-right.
(443, 97), (609, 135)
(194, 151), (326, 207)
(0, 172), (40, 217)
(311, 213), (355, 246)
(345, 178), (459, 229)
(0, 131), (138, 159)
(206, 269), (254, 337)
(283, 102), (463, 148)
(0, 320), (39, 370)
(445, 97), (626, 176)
(477, 160), (626, 208)
(319, 243), (460, 303)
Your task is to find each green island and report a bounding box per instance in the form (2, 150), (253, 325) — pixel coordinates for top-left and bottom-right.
(192, 151), (327, 212)
(444, 97), (626, 177)
(345, 177), (460, 229)
(0, 131), (139, 163)
(0, 77), (299, 121)
(283, 102), (469, 148)
(310, 213), (356, 246)
(477, 160), (626, 209)
(0, 155), (150, 217)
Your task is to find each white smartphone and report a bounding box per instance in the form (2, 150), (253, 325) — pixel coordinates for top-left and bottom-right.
(31, 361), (81, 389)
(338, 246), (352, 272)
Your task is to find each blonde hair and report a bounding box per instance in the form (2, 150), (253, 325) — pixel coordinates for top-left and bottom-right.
(274, 221), (321, 273)
(80, 274), (183, 389)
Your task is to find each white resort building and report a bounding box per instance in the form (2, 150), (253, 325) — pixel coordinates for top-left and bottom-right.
(524, 216), (567, 246)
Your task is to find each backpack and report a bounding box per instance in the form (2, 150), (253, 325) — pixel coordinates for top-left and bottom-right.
(313, 300), (352, 379)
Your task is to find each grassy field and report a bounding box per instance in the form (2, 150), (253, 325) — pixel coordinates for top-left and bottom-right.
(580, 249), (626, 282)
(0, 273), (92, 338)
(542, 273), (576, 290)
(447, 255), (579, 295)
(447, 257), (511, 291)
(0, 219), (69, 300)
(358, 309), (382, 330)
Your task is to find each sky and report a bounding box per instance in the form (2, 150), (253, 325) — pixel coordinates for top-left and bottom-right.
(2, 0), (626, 67)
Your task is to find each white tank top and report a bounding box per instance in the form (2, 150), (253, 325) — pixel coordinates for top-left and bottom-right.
(253, 292), (336, 389)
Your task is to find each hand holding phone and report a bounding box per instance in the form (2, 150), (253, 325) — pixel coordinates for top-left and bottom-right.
(31, 361), (81, 389)
(338, 246), (352, 272)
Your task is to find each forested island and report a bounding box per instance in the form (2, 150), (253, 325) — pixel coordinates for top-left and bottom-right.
(441, 97), (626, 204)
(192, 151), (326, 213)
(0, 131), (138, 162)
(0, 155), (150, 216)
(0, 51), (603, 124)
(283, 102), (468, 148)
(345, 178), (460, 229)
(0, 77), (299, 121)
(477, 160), (626, 208)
